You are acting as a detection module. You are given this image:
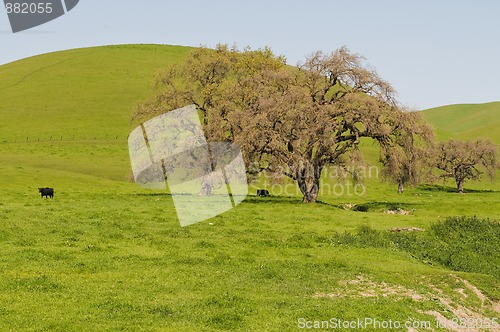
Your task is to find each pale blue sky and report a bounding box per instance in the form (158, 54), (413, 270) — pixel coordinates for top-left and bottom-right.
(1, 0), (499, 109)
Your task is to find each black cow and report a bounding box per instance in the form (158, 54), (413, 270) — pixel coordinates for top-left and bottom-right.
(256, 189), (270, 197)
(38, 187), (54, 199)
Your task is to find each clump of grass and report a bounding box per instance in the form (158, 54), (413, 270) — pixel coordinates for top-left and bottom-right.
(331, 216), (500, 278)
(331, 225), (390, 247)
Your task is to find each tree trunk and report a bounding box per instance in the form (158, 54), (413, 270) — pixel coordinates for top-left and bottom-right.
(397, 181), (404, 194)
(300, 181), (319, 203)
(297, 162), (322, 203)
(456, 179), (464, 193)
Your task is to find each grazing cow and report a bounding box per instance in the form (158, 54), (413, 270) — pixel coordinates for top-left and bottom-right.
(256, 189), (270, 197)
(38, 187), (54, 199)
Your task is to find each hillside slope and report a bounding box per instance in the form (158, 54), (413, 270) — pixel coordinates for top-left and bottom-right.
(2, 45), (498, 148)
(0, 44), (191, 140)
(0, 45), (498, 331)
(0, 44), (191, 183)
(1, 46), (499, 186)
(422, 102), (500, 145)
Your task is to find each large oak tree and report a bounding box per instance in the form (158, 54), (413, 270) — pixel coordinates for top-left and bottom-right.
(134, 45), (431, 202)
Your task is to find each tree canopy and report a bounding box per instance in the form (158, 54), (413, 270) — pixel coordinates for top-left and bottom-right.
(436, 139), (498, 193)
(379, 111), (434, 193)
(134, 45), (433, 202)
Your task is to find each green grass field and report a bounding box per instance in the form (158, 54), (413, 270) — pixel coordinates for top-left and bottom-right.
(422, 102), (500, 143)
(0, 45), (499, 331)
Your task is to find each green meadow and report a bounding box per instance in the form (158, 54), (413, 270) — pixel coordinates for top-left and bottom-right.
(0, 45), (499, 331)
(422, 102), (500, 143)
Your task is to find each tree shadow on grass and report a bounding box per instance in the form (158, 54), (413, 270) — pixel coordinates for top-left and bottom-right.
(417, 184), (496, 194)
(243, 197), (420, 214)
(243, 196), (304, 205)
(346, 201), (420, 213)
(245, 196), (374, 208)
(134, 192), (309, 206)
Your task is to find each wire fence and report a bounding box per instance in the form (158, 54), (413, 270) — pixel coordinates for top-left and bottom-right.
(0, 134), (127, 144)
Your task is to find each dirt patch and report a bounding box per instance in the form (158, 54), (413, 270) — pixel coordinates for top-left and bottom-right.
(313, 275), (425, 301)
(460, 277), (487, 305)
(313, 274), (500, 331)
(390, 227), (424, 232)
(456, 288), (468, 298)
(385, 208), (411, 215)
(341, 203), (356, 210)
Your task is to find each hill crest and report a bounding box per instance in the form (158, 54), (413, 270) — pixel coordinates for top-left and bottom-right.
(421, 101), (500, 145)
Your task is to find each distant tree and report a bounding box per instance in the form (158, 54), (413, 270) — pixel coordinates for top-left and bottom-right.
(436, 139), (498, 193)
(378, 111), (435, 193)
(134, 45), (428, 202)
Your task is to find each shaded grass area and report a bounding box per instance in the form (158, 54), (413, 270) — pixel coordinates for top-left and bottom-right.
(418, 183), (497, 194)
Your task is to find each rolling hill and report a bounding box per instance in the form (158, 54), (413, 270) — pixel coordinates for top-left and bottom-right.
(0, 44), (191, 140)
(421, 102), (500, 145)
(2, 44), (498, 185)
(0, 44), (191, 183)
(0, 45), (499, 331)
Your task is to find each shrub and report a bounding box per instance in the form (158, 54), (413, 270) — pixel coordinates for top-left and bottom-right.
(330, 216), (500, 278)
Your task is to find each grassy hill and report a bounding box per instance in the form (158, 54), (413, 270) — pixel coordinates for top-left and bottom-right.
(422, 102), (500, 144)
(0, 45), (499, 331)
(421, 102), (500, 192)
(0, 44), (191, 140)
(0, 44), (191, 183)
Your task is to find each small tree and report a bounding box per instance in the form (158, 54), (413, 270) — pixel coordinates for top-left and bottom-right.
(379, 111), (434, 193)
(436, 139), (498, 193)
